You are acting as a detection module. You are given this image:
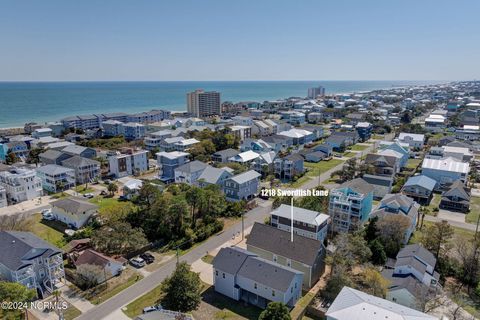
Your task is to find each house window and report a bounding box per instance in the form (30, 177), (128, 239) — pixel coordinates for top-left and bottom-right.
(222, 273), (225, 279)
(254, 283), (257, 289)
(272, 290), (275, 297)
(273, 255), (277, 262)
(392, 297), (397, 302)
(215, 270), (218, 276)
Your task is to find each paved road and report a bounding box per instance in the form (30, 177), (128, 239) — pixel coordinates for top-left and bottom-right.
(76, 200), (272, 320)
(424, 215), (478, 232)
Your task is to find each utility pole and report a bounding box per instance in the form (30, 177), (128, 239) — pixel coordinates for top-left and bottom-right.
(475, 214), (480, 241)
(176, 246), (180, 265)
(290, 197), (294, 242)
(241, 212), (244, 240)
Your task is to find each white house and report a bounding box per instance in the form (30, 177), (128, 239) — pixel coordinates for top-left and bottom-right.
(421, 157), (469, 189)
(51, 197), (98, 229)
(397, 132), (425, 149)
(108, 149), (149, 178)
(0, 167), (43, 204)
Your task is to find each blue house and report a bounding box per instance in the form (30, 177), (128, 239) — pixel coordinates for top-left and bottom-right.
(156, 151), (190, 183)
(328, 178), (374, 233)
(0, 142), (29, 162)
(355, 122), (373, 142)
(223, 170), (261, 201)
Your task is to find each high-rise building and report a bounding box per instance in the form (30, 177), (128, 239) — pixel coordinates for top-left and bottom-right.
(307, 86), (325, 99)
(187, 90), (221, 117)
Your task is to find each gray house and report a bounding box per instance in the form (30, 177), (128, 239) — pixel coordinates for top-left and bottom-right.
(61, 155), (101, 184)
(212, 246), (303, 309)
(62, 145), (97, 159)
(156, 151), (190, 183)
(174, 160), (208, 185)
(274, 154), (304, 181)
(198, 166), (233, 187)
(223, 170), (261, 201)
(0, 231), (65, 298)
(39, 149), (71, 165)
(211, 148), (240, 163)
(246, 222), (325, 289)
(401, 175), (437, 205)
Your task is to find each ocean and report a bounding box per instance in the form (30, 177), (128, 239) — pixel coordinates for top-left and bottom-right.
(0, 81), (440, 128)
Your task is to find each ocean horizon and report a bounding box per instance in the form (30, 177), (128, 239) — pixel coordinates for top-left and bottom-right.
(0, 80), (444, 128)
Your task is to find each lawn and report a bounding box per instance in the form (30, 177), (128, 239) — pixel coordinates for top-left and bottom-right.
(343, 152), (356, 158)
(288, 175), (312, 188)
(63, 302), (82, 320)
(89, 273), (143, 305)
(89, 197), (136, 220)
(201, 254), (215, 264)
(410, 221), (475, 245)
(427, 193), (442, 213)
(123, 283), (164, 318)
(350, 144), (369, 151)
(29, 213), (67, 248)
(467, 196), (480, 224)
(304, 159), (344, 176)
(406, 158), (422, 169)
(372, 134), (384, 140)
(74, 185), (95, 194)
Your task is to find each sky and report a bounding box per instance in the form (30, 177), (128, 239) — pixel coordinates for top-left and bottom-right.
(0, 0), (479, 81)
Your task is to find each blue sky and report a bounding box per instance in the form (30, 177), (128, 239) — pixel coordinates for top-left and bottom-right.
(0, 0), (479, 81)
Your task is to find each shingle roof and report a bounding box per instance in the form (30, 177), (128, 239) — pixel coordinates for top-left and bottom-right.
(212, 246), (255, 275)
(51, 197), (98, 215)
(442, 180), (470, 200)
(229, 170), (261, 184)
(198, 166), (232, 184)
(61, 155), (100, 168)
(0, 231), (62, 271)
(247, 223), (323, 266)
(326, 286), (437, 320)
(75, 249), (117, 268)
(339, 178), (375, 195)
(213, 148), (240, 158)
(403, 175), (437, 191)
(397, 244), (436, 269)
(175, 160), (208, 174)
(39, 149), (66, 161)
(237, 255), (301, 292)
(62, 145), (90, 155)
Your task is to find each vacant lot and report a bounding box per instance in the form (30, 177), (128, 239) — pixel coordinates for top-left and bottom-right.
(350, 144), (369, 151)
(30, 213), (67, 248)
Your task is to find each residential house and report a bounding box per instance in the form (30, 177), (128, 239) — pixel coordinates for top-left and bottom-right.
(0, 141), (29, 162)
(371, 194), (419, 244)
(62, 145), (97, 159)
(74, 249), (124, 280)
(143, 130), (173, 151)
(160, 137), (186, 151)
(228, 150), (260, 165)
(174, 138), (200, 152)
(122, 178), (143, 200)
(401, 175), (437, 205)
(439, 180), (471, 212)
(355, 122), (373, 142)
(421, 157), (469, 190)
(362, 174), (394, 200)
(252, 120), (272, 136)
(228, 125), (252, 141)
(108, 149), (149, 178)
(156, 151), (190, 183)
(442, 146), (474, 162)
(251, 151), (276, 176)
(212, 246), (303, 309)
(211, 149), (240, 163)
(0, 167), (43, 204)
(174, 160), (208, 185)
(273, 154), (304, 181)
(32, 128), (53, 139)
(246, 222), (325, 289)
(304, 151), (328, 163)
(198, 166), (233, 188)
(424, 114), (446, 132)
(364, 152), (400, 177)
(61, 156), (100, 184)
(262, 135), (293, 152)
(325, 287), (437, 320)
(280, 111), (306, 125)
(398, 133), (425, 149)
(270, 204), (330, 243)
(313, 144), (333, 157)
(122, 122), (146, 140)
(223, 170), (261, 201)
(240, 139), (273, 153)
(456, 125), (480, 141)
(325, 135), (348, 152)
(101, 120), (124, 137)
(278, 128), (314, 146)
(231, 116), (254, 126)
(51, 197), (98, 229)
(378, 141), (410, 168)
(0, 231), (65, 298)
(328, 178), (374, 233)
(39, 149), (71, 165)
(36, 165), (76, 193)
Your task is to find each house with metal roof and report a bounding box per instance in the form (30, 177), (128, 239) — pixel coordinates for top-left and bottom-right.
(325, 286), (437, 320)
(62, 144), (97, 159)
(212, 246), (303, 309)
(51, 197), (98, 229)
(398, 132), (425, 149)
(421, 157), (469, 190)
(401, 175), (437, 205)
(246, 222), (325, 289)
(0, 231), (65, 298)
(223, 170), (261, 201)
(228, 150), (260, 164)
(270, 204), (330, 243)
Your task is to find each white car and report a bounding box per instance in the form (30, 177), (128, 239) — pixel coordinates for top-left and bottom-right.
(42, 213), (55, 221)
(83, 193), (94, 199)
(130, 257), (146, 268)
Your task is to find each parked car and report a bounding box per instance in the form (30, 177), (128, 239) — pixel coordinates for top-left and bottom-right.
(100, 190), (108, 196)
(42, 212), (55, 221)
(41, 208), (51, 215)
(143, 304), (162, 314)
(140, 252), (155, 264)
(64, 229), (76, 236)
(83, 193), (94, 199)
(129, 257), (146, 268)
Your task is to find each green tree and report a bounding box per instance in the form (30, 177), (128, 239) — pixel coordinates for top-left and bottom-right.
(161, 262), (201, 312)
(107, 182), (118, 196)
(0, 281), (36, 320)
(361, 267), (390, 298)
(26, 147), (45, 166)
(326, 233), (371, 274)
(321, 267), (353, 302)
(258, 302), (291, 320)
(5, 151), (18, 165)
(369, 239), (387, 265)
(364, 217), (379, 243)
(91, 221), (148, 255)
(420, 220), (454, 260)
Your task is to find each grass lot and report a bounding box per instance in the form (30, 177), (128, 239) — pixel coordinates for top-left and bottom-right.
(288, 175), (312, 188)
(372, 134), (384, 140)
(90, 273), (143, 305)
(427, 193), (442, 213)
(89, 197), (136, 220)
(63, 302), (82, 320)
(406, 158), (422, 169)
(123, 283), (164, 318)
(74, 185), (95, 194)
(350, 144), (369, 151)
(343, 152), (356, 158)
(410, 221), (475, 245)
(304, 159), (344, 176)
(30, 213), (67, 248)
(201, 254), (215, 264)
(467, 196), (480, 224)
